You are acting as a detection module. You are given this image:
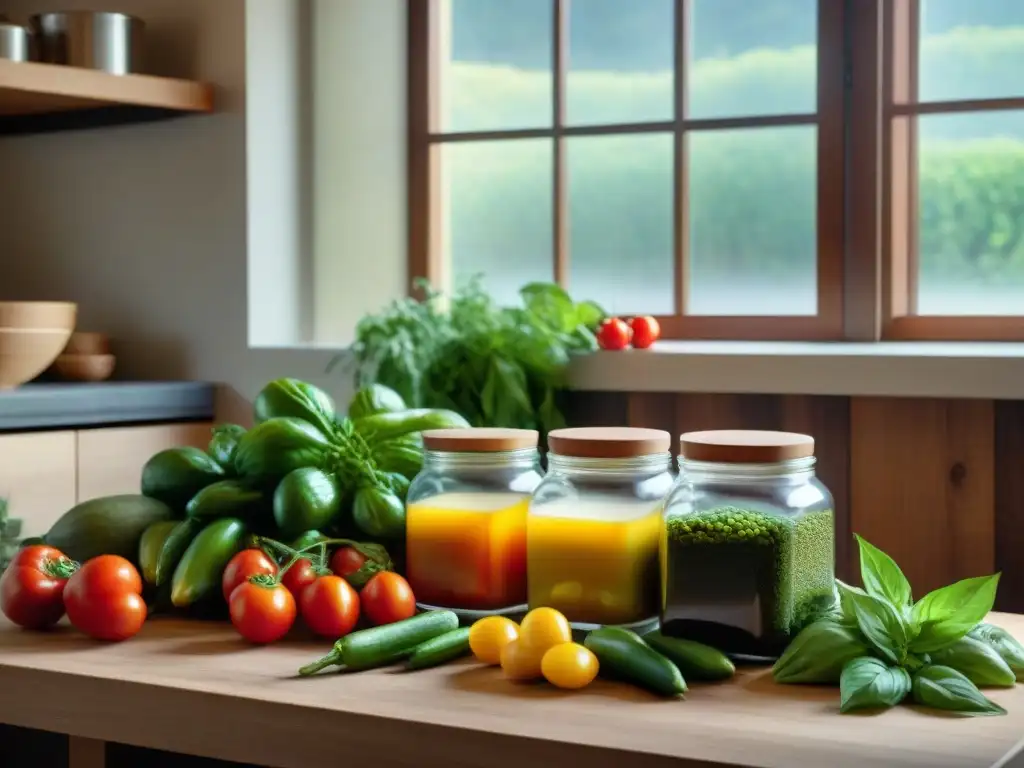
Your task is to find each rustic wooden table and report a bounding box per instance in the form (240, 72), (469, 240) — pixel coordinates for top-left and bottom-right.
(1, 613), (1024, 768)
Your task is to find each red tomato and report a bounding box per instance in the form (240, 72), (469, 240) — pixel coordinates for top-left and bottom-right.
(330, 547), (367, 578)
(222, 549), (278, 602)
(361, 572), (416, 626)
(597, 317), (631, 351)
(63, 556), (146, 642)
(0, 545), (77, 630)
(281, 557), (320, 598)
(229, 581), (296, 644)
(630, 316), (661, 349)
(300, 575), (360, 638)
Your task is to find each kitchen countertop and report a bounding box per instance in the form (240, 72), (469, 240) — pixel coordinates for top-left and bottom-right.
(0, 381), (215, 431)
(1, 614), (1023, 768)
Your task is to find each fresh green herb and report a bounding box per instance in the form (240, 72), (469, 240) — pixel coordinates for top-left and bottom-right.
(334, 278), (604, 435)
(775, 533), (1014, 717)
(839, 657), (911, 713)
(0, 498), (22, 571)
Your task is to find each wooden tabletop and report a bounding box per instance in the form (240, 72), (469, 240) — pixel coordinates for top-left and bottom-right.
(1, 613), (1024, 768)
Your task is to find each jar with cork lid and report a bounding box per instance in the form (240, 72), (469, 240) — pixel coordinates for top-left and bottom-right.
(528, 427), (675, 631)
(660, 430), (835, 659)
(405, 428), (543, 620)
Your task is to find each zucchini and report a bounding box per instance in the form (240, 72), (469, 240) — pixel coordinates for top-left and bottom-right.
(407, 627), (472, 670)
(642, 631), (735, 681)
(141, 447), (226, 510)
(155, 518), (204, 587)
(299, 610), (459, 675)
(584, 627), (687, 697)
(44, 494), (177, 565)
(170, 518), (249, 607)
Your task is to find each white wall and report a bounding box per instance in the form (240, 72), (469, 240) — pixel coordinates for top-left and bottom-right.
(0, 0), (406, 421)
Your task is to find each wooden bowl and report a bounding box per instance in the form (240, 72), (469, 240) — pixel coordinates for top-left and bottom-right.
(0, 301), (77, 389)
(64, 331), (110, 356)
(53, 354), (115, 382)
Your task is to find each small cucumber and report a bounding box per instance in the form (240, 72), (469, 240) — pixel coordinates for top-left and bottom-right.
(138, 520), (180, 586)
(170, 518), (248, 607)
(299, 610), (459, 675)
(186, 479), (263, 519)
(584, 627), (687, 697)
(155, 518), (204, 587)
(407, 627), (472, 670)
(642, 631), (736, 681)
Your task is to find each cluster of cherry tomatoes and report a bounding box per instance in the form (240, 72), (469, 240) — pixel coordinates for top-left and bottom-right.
(222, 545), (416, 644)
(596, 315), (661, 351)
(0, 546), (147, 641)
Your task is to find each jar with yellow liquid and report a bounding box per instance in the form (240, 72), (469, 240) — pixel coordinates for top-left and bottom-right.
(406, 428), (542, 620)
(528, 427), (674, 631)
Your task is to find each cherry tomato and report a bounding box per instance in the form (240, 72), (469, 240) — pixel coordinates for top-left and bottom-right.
(468, 616), (520, 665)
(518, 607), (572, 654)
(630, 316), (661, 349)
(541, 642), (599, 689)
(222, 549), (278, 602)
(0, 545), (77, 630)
(299, 575), (360, 638)
(596, 317), (631, 351)
(360, 572), (415, 626)
(229, 581), (296, 644)
(330, 546), (367, 578)
(63, 556), (146, 642)
(500, 639), (545, 682)
(280, 557), (320, 598)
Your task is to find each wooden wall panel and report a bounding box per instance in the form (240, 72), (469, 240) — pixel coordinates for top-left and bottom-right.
(849, 398), (994, 597)
(995, 400), (1024, 613)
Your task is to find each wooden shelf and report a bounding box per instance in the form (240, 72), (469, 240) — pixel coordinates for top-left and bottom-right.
(0, 59), (214, 136)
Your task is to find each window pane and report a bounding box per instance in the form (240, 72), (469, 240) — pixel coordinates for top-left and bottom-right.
(920, 0), (1024, 103)
(567, 134), (675, 315)
(688, 0), (817, 120)
(688, 126), (817, 316)
(917, 112), (1024, 316)
(443, 140), (554, 306)
(440, 0), (552, 133)
(566, 0), (674, 126)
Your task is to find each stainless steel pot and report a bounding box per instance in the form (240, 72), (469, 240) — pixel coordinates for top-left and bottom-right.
(29, 11), (145, 75)
(0, 23), (30, 62)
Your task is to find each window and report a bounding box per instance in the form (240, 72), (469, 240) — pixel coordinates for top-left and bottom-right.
(408, 0), (1024, 341)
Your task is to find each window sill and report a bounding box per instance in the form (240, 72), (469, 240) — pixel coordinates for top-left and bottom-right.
(568, 341), (1024, 400)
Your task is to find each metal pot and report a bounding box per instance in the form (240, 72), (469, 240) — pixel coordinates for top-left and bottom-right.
(0, 23), (30, 62)
(29, 11), (145, 75)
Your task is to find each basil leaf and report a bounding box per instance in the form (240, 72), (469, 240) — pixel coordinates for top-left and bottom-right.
(855, 534), (912, 609)
(931, 635), (1016, 688)
(910, 574), (1000, 654)
(835, 580), (909, 665)
(574, 300), (606, 330)
(839, 657), (912, 713)
(772, 619), (871, 684)
(911, 664), (1007, 716)
(969, 623), (1024, 682)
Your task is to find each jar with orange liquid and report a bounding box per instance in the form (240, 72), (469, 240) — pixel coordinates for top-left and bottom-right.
(405, 428), (542, 620)
(528, 427), (674, 632)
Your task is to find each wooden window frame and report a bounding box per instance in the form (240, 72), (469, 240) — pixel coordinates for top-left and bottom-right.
(879, 0), (1024, 341)
(408, 0), (847, 341)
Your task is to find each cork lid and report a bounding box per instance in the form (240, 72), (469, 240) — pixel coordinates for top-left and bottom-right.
(422, 428), (539, 452)
(679, 430), (814, 463)
(547, 427), (671, 459)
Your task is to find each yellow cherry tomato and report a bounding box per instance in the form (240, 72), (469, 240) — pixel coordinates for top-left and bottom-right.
(519, 607), (572, 652)
(541, 642), (599, 690)
(469, 616), (520, 665)
(500, 638), (545, 682)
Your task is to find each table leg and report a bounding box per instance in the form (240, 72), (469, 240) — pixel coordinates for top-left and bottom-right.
(68, 736), (105, 768)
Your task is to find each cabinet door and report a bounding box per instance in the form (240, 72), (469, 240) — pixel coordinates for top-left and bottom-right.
(76, 423), (214, 502)
(0, 431), (77, 538)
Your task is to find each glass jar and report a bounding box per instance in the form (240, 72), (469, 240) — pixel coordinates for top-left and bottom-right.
(528, 427), (675, 631)
(661, 430), (836, 659)
(406, 428), (542, 620)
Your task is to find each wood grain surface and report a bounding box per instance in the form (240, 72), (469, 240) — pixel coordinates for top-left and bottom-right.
(1, 615), (1023, 768)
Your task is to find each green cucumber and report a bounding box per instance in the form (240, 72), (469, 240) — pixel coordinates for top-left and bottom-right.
(407, 627), (472, 670)
(642, 631), (736, 681)
(299, 610), (459, 675)
(170, 518), (248, 607)
(44, 494), (177, 565)
(138, 520), (180, 586)
(141, 447), (226, 510)
(584, 627), (687, 697)
(186, 479), (264, 519)
(155, 518), (204, 587)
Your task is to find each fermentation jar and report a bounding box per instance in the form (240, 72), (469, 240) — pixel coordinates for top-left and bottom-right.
(406, 428), (542, 619)
(528, 427), (674, 631)
(661, 430), (835, 659)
